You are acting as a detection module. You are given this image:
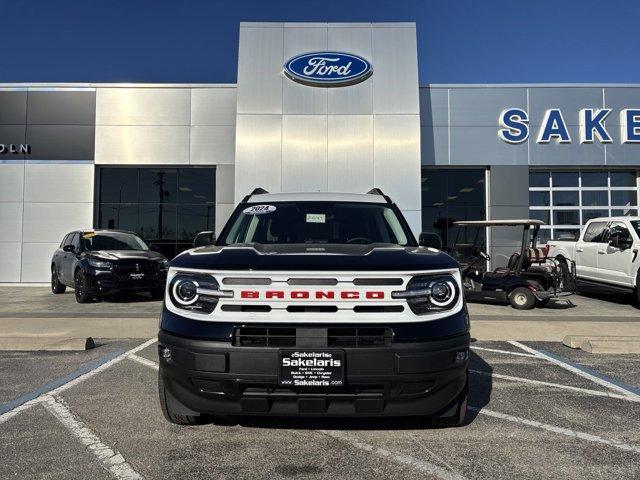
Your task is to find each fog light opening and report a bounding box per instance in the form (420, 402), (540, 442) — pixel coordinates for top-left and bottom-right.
(159, 346), (172, 360)
(455, 350), (468, 362)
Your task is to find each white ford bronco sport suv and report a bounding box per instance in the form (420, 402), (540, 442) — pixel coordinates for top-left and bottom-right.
(157, 189), (470, 426)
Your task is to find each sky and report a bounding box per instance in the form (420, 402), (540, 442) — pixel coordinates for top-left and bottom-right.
(2, 0), (639, 84)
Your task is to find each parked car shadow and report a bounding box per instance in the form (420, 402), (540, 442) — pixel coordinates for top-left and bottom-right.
(578, 290), (639, 309)
(98, 292), (161, 303)
(210, 349), (493, 431)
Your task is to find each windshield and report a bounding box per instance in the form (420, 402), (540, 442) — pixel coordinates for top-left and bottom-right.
(221, 202), (412, 246)
(82, 232), (149, 251)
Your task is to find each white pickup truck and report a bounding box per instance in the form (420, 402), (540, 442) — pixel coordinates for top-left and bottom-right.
(546, 217), (640, 301)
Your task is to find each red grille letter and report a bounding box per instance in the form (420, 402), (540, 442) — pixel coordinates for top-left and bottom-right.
(366, 291), (384, 299)
(291, 291), (310, 299)
(341, 291), (359, 299)
(315, 291), (335, 299)
(241, 291), (259, 299)
(266, 291), (284, 299)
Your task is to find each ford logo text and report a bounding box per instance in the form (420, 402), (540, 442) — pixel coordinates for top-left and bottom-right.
(283, 51), (373, 87)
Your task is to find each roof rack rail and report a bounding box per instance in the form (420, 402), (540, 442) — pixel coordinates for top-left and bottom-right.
(366, 188), (392, 204)
(242, 187), (269, 203)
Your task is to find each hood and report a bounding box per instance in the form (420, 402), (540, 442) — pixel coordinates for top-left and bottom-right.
(171, 243), (458, 271)
(86, 250), (167, 262)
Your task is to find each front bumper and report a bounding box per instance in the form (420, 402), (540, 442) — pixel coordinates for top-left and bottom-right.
(89, 269), (167, 295)
(158, 329), (469, 417)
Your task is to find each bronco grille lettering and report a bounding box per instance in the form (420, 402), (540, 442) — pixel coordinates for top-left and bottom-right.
(238, 290), (386, 300)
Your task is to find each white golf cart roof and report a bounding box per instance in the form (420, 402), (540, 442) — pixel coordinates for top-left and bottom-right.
(453, 219), (545, 227)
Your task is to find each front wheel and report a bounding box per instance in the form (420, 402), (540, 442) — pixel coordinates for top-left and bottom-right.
(509, 287), (536, 310)
(51, 266), (66, 294)
(74, 269), (94, 303)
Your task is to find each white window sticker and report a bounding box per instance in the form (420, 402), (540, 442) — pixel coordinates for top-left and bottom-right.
(306, 213), (326, 223)
(243, 204), (276, 215)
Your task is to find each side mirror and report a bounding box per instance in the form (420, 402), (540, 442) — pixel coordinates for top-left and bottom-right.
(193, 231), (216, 248)
(419, 232), (442, 250)
(62, 245), (75, 253)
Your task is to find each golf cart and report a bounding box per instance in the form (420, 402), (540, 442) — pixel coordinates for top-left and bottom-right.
(451, 219), (576, 309)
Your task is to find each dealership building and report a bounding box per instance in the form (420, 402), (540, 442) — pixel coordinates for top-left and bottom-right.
(1, 22), (639, 283)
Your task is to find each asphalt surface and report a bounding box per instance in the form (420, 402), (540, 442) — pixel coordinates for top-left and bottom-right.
(1, 339), (639, 479)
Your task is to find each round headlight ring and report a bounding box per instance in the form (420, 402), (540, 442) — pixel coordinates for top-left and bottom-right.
(172, 278), (199, 306)
(429, 280), (455, 307)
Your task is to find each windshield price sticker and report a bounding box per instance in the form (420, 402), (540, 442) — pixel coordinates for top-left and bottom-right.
(243, 205), (276, 215)
(306, 213), (326, 223)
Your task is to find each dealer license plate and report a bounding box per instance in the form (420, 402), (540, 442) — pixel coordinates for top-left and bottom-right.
(129, 273), (145, 280)
(279, 350), (344, 387)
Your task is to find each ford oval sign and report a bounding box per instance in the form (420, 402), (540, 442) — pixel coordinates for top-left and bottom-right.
(283, 52), (373, 87)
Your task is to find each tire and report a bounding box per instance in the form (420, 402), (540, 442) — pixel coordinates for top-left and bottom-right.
(635, 272), (640, 306)
(74, 269), (94, 304)
(51, 266), (66, 294)
(430, 373), (468, 428)
(509, 287), (536, 310)
(158, 373), (202, 425)
(150, 288), (165, 300)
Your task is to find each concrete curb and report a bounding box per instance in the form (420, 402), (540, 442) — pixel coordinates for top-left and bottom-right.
(562, 335), (640, 353)
(472, 320), (640, 341)
(0, 336), (95, 351)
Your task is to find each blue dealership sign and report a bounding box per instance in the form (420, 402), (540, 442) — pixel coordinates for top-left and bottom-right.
(283, 52), (373, 87)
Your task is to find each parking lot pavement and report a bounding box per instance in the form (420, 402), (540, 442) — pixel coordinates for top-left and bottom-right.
(1, 339), (639, 479)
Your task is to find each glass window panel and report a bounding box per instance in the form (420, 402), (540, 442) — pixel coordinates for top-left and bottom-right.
(529, 209), (549, 224)
(536, 228), (551, 244)
(421, 169), (448, 207)
(139, 204), (177, 242)
(582, 209), (609, 223)
(529, 191), (550, 206)
(552, 191), (579, 207)
(610, 171), (636, 187)
(529, 171), (550, 188)
(446, 169), (485, 206)
(581, 190), (608, 207)
(552, 172), (578, 187)
(581, 171), (607, 187)
(554, 229), (580, 241)
(611, 190), (638, 206)
(98, 204), (138, 232)
(139, 168), (177, 204)
(99, 168), (138, 203)
(178, 168), (216, 204)
(177, 205), (216, 242)
(553, 210), (579, 225)
(611, 209), (638, 217)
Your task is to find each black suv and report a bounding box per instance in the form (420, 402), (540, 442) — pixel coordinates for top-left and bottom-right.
(51, 230), (169, 303)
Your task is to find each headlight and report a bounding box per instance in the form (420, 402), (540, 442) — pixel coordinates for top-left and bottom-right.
(87, 258), (113, 269)
(168, 272), (233, 314)
(391, 274), (459, 314)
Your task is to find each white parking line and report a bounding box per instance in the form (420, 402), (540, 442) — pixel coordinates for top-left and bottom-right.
(470, 369), (640, 403)
(509, 341), (640, 400)
(319, 429), (467, 480)
(128, 354), (159, 371)
(472, 407), (640, 454)
(470, 346), (538, 358)
(42, 395), (144, 480)
(0, 338), (157, 424)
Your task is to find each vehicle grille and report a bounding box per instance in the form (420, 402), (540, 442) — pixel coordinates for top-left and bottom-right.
(233, 327), (393, 348)
(114, 260), (158, 275)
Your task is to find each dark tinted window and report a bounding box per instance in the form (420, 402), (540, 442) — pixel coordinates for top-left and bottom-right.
(552, 172), (578, 187)
(82, 232), (149, 251)
(610, 171), (636, 187)
(583, 222), (608, 242)
(553, 191), (579, 207)
(581, 171), (607, 187)
(99, 169), (138, 203)
(582, 191), (608, 207)
(530, 191), (550, 206)
(421, 168), (486, 259)
(71, 233), (81, 249)
(611, 191), (637, 206)
(529, 171), (550, 187)
(61, 233), (73, 247)
(606, 223), (632, 243)
(97, 167), (216, 259)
